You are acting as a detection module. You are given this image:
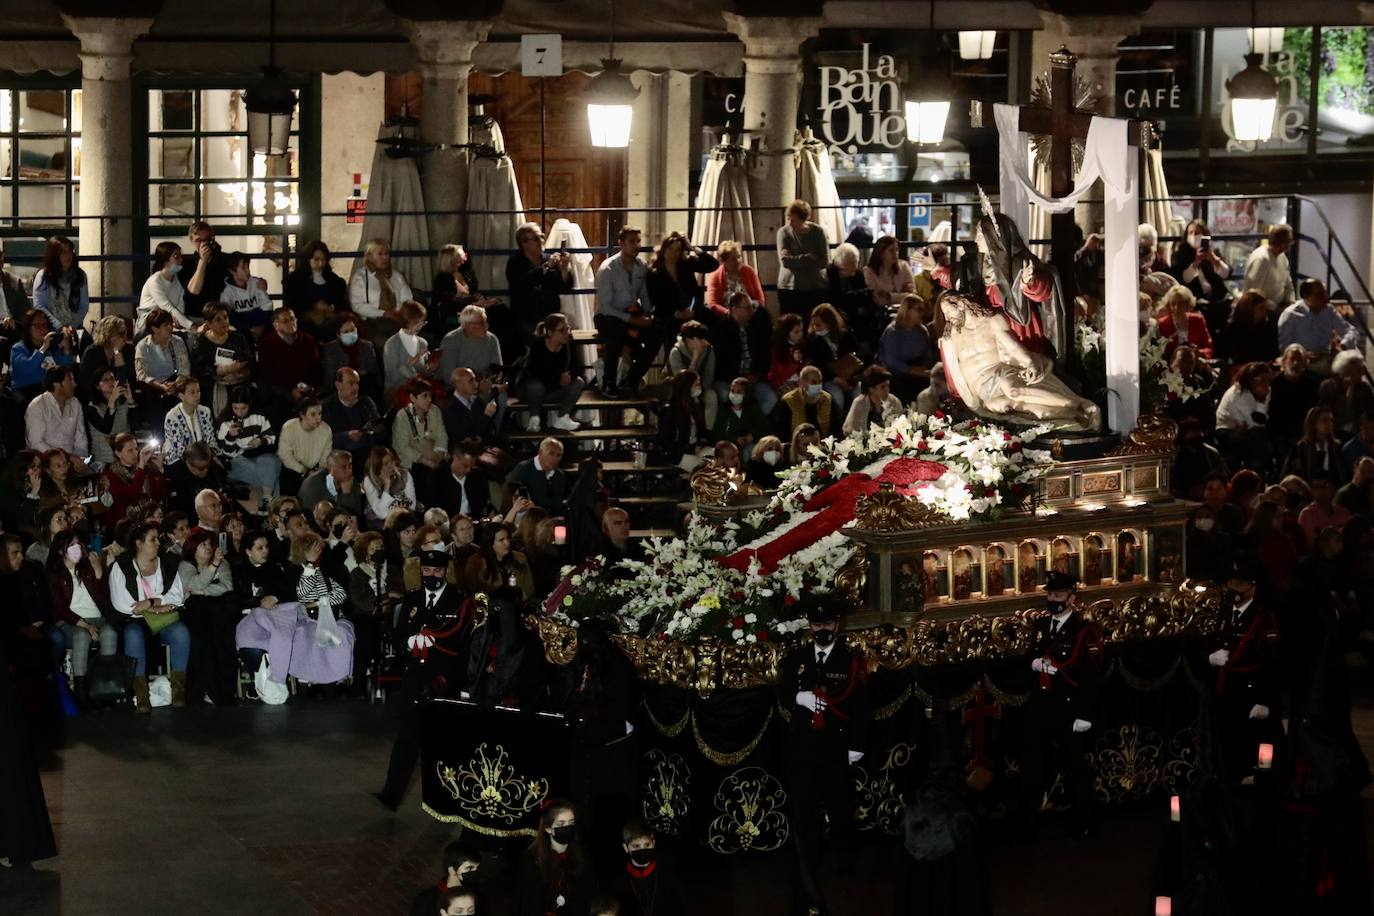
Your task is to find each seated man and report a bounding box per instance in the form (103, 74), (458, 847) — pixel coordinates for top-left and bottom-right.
(594, 226), (657, 398)
(191, 488), (222, 536)
(505, 436), (568, 513)
(299, 450), (365, 519)
(777, 365), (833, 438)
(321, 367), (383, 474)
(433, 449), (491, 520)
(443, 367), (499, 449)
(166, 442), (228, 517)
(939, 293), (1099, 432)
(25, 366), (88, 458)
(600, 506), (641, 565)
(1277, 279), (1359, 375)
(256, 308), (322, 422)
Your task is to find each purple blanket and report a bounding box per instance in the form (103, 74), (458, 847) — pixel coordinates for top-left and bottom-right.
(235, 601), (356, 685)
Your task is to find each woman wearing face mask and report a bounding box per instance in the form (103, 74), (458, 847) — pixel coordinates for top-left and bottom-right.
(347, 531), (402, 622)
(787, 423), (821, 468)
(767, 313), (806, 397)
(666, 321), (719, 427)
(746, 435), (785, 489)
(1170, 219), (1232, 338)
(178, 528), (238, 706)
(138, 241), (193, 331)
(804, 303), (860, 417)
(518, 800), (595, 916)
(712, 376), (769, 460)
(321, 316), (384, 405)
(284, 240), (349, 340)
(45, 529), (117, 707)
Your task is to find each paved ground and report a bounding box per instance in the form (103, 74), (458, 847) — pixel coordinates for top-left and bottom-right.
(4, 687), (1374, 916)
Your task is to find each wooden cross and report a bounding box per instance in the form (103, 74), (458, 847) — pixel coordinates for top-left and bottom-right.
(1010, 47), (1147, 301)
(961, 686), (1002, 769)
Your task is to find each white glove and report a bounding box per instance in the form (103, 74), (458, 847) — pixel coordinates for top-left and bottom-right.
(1071, 719), (1092, 733)
(1031, 657), (1045, 673)
(847, 750), (864, 764)
(795, 691), (824, 711)
(1249, 704), (1269, 720)
(1043, 662), (1059, 676)
(1208, 648), (1230, 667)
(407, 632), (435, 653)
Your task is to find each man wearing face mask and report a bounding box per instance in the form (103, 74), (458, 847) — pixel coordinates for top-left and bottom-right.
(778, 593), (869, 916)
(375, 548), (474, 811)
(1203, 557), (1280, 786)
(1019, 570), (1101, 840)
(779, 365), (833, 439)
(612, 819), (686, 916)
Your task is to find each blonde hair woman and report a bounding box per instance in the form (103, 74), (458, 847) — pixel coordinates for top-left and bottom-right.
(705, 239), (765, 315)
(349, 238), (413, 338)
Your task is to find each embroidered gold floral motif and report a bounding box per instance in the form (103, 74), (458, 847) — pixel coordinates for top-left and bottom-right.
(1091, 724), (1162, 802)
(1162, 726), (1197, 795)
(437, 743), (548, 827)
(852, 743), (915, 834)
(854, 482), (952, 531)
(642, 749), (692, 837)
(706, 767), (789, 854)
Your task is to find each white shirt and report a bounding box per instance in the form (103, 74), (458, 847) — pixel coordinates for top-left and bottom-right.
(348, 267), (413, 319)
(1215, 386), (1270, 431)
(450, 474), (470, 516)
(815, 645), (830, 666)
(1244, 244), (1295, 308)
(70, 571), (101, 620)
(109, 558), (186, 617)
(138, 271), (193, 330)
(424, 584), (447, 611)
(24, 391), (88, 456)
(1051, 610), (1071, 633)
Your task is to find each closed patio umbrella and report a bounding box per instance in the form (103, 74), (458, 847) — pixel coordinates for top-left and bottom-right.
(796, 130), (845, 247)
(691, 144), (755, 267)
(353, 122), (432, 295)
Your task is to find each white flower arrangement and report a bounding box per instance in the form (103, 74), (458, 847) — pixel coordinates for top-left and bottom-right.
(550, 408), (1049, 645)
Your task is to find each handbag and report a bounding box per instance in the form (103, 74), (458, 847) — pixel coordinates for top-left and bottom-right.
(143, 610), (181, 635)
(85, 653), (136, 707)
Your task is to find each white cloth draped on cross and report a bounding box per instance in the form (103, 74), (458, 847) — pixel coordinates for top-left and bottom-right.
(993, 103), (1141, 434)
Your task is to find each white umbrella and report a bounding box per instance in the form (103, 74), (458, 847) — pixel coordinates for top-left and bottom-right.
(465, 152), (527, 296)
(1142, 147), (1179, 262)
(796, 132), (845, 247)
(691, 146), (755, 267)
(353, 123), (431, 295)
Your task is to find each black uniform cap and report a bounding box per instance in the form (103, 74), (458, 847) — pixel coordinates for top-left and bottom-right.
(419, 549), (450, 569)
(1044, 570), (1080, 592)
(799, 592), (845, 624)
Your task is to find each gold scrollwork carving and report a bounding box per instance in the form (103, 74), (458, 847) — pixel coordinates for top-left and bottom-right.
(707, 767), (790, 854)
(1091, 724), (1163, 803)
(691, 460), (763, 506)
(834, 543), (868, 605)
(853, 743), (915, 835)
(1162, 726), (1197, 796)
(641, 748), (692, 837)
(1107, 413), (1179, 456)
(854, 482), (952, 531)
(525, 613), (579, 665)
(436, 743), (548, 831)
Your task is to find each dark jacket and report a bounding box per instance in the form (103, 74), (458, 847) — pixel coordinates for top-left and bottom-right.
(298, 470), (366, 519)
(710, 309), (773, 381)
(284, 268), (349, 319)
(47, 559), (117, 627)
(433, 468), (492, 519)
(645, 252), (719, 324)
(506, 252), (573, 325)
(804, 330), (860, 383)
(777, 637), (870, 751)
(1028, 611), (1101, 722)
(443, 395), (498, 448)
(506, 457), (568, 513)
(320, 394), (382, 455)
(233, 559), (292, 612)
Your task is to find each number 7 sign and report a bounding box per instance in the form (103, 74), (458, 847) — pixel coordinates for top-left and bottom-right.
(521, 34), (563, 77)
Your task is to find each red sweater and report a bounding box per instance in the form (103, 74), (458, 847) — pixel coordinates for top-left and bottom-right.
(705, 264), (766, 316)
(101, 465), (168, 530)
(256, 330), (322, 391)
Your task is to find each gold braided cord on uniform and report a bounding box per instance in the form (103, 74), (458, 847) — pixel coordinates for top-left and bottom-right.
(692, 706), (774, 767)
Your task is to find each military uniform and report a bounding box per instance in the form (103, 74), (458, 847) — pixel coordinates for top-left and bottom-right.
(1207, 586), (1280, 785)
(377, 551), (475, 809)
(777, 597), (870, 916)
(1019, 571), (1101, 836)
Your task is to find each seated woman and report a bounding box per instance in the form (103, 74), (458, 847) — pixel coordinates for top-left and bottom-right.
(178, 528), (238, 706)
(236, 531), (354, 693)
(190, 301), (255, 416)
(826, 242), (870, 316)
(33, 235), (89, 332)
(138, 241), (193, 331)
(45, 529), (117, 706)
(432, 244), (496, 330)
(383, 509), (423, 571)
(653, 370), (709, 470)
(1215, 361), (1276, 475)
(283, 240), (349, 341)
(705, 239), (765, 315)
(785, 423), (821, 468)
(0, 450), (43, 538)
(519, 312), (585, 434)
(364, 446), (418, 529)
(217, 386), (281, 502)
(27, 504), (69, 566)
(877, 294), (935, 403)
(77, 315), (135, 402)
(348, 530), (402, 635)
(766, 313), (806, 400)
(349, 238), (412, 347)
(321, 315), (384, 406)
(109, 521), (192, 712)
(392, 379), (448, 506)
(1216, 289), (1278, 369)
(37, 449), (83, 514)
(804, 303), (861, 417)
(84, 367), (134, 471)
(231, 529), (290, 677)
(10, 309), (75, 399)
(134, 308), (192, 427)
(745, 435), (785, 490)
(843, 365), (903, 435)
(163, 376), (218, 468)
(382, 300), (436, 399)
(858, 235), (912, 352)
(1156, 284), (1214, 360)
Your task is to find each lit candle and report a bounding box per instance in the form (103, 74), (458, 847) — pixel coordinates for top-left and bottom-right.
(1154, 896), (1172, 916)
(1257, 743), (1274, 770)
(1169, 795), (1180, 822)
(553, 524), (567, 546)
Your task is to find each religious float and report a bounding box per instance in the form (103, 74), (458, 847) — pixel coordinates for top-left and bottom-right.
(421, 405), (1220, 849)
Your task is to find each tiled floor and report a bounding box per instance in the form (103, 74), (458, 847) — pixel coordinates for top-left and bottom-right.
(4, 686), (1374, 916)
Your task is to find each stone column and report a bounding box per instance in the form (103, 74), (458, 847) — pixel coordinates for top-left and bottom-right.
(402, 19), (490, 255)
(627, 71), (695, 246)
(1034, 13), (1143, 117)
(62, 15), (154, 321)
(722, 13), (823, 294)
